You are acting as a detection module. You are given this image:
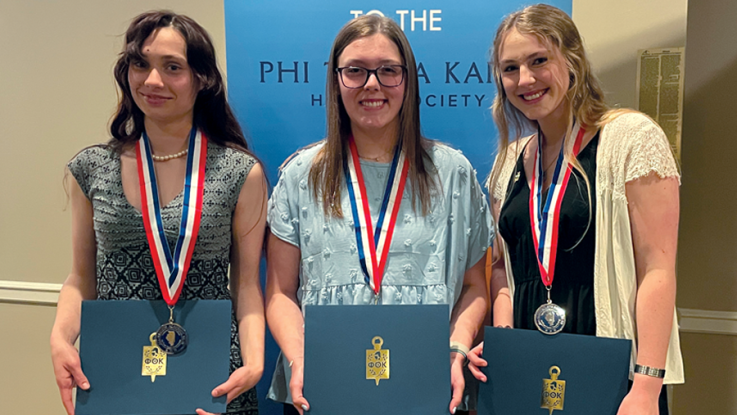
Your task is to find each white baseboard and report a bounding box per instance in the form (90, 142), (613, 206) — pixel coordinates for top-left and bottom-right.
(0, 280), (62, 305)
(678, 308), (737, 336)
(1, 280), (736, 336)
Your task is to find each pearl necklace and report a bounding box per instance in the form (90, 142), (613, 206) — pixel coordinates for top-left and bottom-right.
(151, 148), (188, 162)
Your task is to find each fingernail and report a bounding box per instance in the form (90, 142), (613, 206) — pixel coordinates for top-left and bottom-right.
(81, 382), (90, 389)
(452, 406), (457, 414)
(302, 404), (308, 411)
(482, 376), (487, 383)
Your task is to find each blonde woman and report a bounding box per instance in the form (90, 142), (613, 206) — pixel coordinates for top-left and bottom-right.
(470, 4), (684, 415)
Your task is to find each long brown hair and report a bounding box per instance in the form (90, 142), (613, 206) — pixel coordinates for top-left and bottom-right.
(309, 15), (437, 217)
(488, 4), (610, 205)
(109, 10), (252, 155)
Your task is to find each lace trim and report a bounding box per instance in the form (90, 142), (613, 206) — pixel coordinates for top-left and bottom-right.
(598, 112), (680, 200)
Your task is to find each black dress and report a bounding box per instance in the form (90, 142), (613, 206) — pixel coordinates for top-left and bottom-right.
(498, 133), (669, 415)
(499, 133), (599, 335)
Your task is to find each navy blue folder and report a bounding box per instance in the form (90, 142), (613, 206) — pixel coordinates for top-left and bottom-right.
(478, 327), (631, 415)
(303, 304), (450, 415)
(75, 299), (231, 415)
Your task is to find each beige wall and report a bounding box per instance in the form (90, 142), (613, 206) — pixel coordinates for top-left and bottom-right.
(0, 302), (59, 413)
(574, 0), (737, 413)
(574, 1), (737, 413)
(0, 0), (226, 286)
(0, 1), (225, 412)
(675, 0), (737, 412)
(573, 0), (688, 108)
(2, 0), (734, 414)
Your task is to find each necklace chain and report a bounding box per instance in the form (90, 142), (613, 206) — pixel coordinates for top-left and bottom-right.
(359, 148), (394, 163)
(541, 135), (565, 180)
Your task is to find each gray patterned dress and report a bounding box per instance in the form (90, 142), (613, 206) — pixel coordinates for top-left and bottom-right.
(68, 142), (259, 414)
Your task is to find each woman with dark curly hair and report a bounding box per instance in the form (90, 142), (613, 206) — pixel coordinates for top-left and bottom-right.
(50, 11), (266, 415)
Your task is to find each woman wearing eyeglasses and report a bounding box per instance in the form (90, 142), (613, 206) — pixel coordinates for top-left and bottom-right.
(264, 15), (492, 415)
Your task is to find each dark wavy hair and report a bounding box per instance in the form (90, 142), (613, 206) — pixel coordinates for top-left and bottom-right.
(109, 10), (250, 153)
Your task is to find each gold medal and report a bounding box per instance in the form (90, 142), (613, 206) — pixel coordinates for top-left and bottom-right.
(142, 333), (167, 382)
(366, 336), (390, 385)
(541, 366), (566, 414)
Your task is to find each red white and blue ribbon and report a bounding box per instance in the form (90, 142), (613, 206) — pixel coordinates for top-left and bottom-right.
(343, 137), (409, 295)
(136, 128), (207, 306)
(529, 123), (585, 288)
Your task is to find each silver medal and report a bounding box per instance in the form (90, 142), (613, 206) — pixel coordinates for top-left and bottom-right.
(534, 302), (566, 335)
(534, 287), (566, 335)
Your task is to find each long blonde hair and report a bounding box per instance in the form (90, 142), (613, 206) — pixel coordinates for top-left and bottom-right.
(487, 4), (630, 249)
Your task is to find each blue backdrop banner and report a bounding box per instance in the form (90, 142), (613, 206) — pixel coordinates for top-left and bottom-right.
(224, 1), (571, 413)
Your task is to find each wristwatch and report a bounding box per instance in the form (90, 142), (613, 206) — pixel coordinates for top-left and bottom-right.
(634, 364), (666, 378)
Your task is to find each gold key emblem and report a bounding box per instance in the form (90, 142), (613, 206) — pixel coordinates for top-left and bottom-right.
(366, 336), (389, 385)
(142, 332), (167, 382)
(541, 366), (565, 414)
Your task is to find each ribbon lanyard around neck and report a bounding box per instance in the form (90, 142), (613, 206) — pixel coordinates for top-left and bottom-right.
(343, 136), (409, 297)
(528, 123), (585, 288)
(136, 128), (208, 306)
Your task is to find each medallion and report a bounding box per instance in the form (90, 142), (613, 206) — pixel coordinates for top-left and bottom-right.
(155, 321), (189, 355)
(142, 333), (167, 382)
(534, 302), (566, 335)
(529, 124), (585, 335)
(137, 128), (207, 355)
(541, 366), (566, 414)
(366, 336), (390, 385)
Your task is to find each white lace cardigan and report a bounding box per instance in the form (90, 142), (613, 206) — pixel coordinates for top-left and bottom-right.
(490, 112), (684, 384)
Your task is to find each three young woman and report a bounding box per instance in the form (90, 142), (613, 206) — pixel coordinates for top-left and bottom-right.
(51, 5), (683, 415)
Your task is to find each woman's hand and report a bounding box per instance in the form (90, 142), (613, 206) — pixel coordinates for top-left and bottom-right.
(466, 342), (487, 382)
(289, 358), (310, 415)
(266, 233), (310, 414)
(194, 363), (264, 415)
(448, 352), (466, 414)
(446, 256), (487, 414)
(615, 377), (662, 415)
(52, 174), (96, 415)
(212, 364), (263, 403)
(202, 161), (266, 415)
(51, 335), (89, 415)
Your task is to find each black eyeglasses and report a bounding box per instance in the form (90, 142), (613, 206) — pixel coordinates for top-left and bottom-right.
(335, 65), (407, 88)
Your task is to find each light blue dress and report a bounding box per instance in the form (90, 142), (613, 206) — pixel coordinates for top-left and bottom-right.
(266, 141), (493, 404)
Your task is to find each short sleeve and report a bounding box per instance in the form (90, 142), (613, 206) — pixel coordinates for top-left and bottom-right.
(267, 159), (303, 247)
(599, 113), (680, 184)
(67, 147), (105, 199)
(623, 115), (680, 183)
(466, 166), (494, 269)
(211, 146), (257, 211)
